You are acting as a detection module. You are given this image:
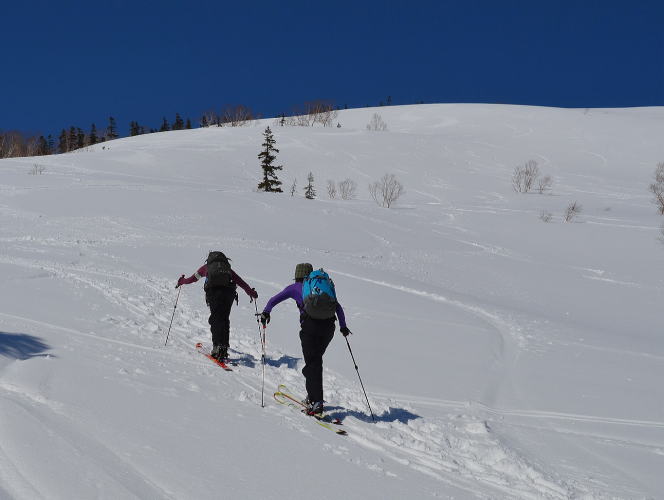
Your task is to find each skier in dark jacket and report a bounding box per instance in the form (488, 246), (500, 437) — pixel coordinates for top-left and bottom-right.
(177, 251), (258, 360)
(259, 263), (350, 415)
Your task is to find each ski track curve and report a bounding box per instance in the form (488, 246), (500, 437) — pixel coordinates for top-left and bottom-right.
(0, 246), (600, 498)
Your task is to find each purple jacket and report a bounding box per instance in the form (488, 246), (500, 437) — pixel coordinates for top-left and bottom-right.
(264, 282), (347, 328)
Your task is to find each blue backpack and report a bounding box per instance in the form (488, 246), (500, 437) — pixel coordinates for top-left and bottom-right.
(302, 269), (337, 319)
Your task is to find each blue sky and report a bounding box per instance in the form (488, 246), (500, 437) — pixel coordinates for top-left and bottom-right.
(1, 0), (662, 137)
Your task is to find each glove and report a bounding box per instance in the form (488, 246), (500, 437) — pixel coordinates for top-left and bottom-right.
(176, 274), (186, 288)
(259, 312), (270, 326)
(340, 326), (351, 337)
(250, 288), (258, 300)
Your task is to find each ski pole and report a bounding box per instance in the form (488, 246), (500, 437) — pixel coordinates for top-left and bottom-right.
(164, 280), (183, 347)
(345, 336), (376, 422)
(254, 302), (267, 408)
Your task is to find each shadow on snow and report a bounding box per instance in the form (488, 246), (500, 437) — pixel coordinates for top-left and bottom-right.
(0, 331), (51, 360)
(265, 354), (300, 369)
(325, 405), (421, 424)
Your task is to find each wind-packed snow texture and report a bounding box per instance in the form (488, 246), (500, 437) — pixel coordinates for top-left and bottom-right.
(1, 104), (663, 499)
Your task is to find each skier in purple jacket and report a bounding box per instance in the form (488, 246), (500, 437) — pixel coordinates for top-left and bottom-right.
(260, 263), (351, 415)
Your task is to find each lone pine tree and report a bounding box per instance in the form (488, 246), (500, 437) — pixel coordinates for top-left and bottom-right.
(304, 171), (316, 199)
(257, 126), (283, 192)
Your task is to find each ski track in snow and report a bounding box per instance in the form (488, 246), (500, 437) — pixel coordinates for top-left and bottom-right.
(0, 385), (176, 499)
(0, 247), (588, 499)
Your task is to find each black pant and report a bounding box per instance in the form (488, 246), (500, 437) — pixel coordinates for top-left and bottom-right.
(206, 287), (237, 347)
(299, 314), (335, 403)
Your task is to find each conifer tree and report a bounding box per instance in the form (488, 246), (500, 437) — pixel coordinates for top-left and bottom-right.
(186, 118), (192, 129)
(47, 134), (55, 153)
(200, 115), (209, 127)
(106, 117), (118, 140)
(77, 128), (85, 149)
(89, 124), (98, 145)
(58, 129), (68, 153)
(129, 121), (141, 136)
(68, 127), (77, 151)
(257, 126), (283, 192)
(160, 117), (170, 132)
(304, 171), (316, 199)
(37, 136), (49, 156)
(173, 113), (184, 130)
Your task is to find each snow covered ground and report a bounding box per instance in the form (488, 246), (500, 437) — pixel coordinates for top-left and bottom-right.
(1, 104), (663, 499)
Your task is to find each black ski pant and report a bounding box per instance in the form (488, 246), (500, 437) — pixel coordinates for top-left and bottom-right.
(206, 286), (237, 348)
(299, 314), (335, 403)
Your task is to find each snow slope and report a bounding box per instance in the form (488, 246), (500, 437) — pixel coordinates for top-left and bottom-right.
(1, 104), (663, 499)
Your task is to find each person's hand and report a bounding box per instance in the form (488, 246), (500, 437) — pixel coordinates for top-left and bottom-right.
(258, 312), (270, 326)
(340, 326), (351, 337)
(176, 275), (186, 288)
(250, 288), (258, 300)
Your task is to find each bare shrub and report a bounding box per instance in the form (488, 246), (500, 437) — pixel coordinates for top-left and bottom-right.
(0, 131), (44, 158)
(326, 180), (337, 199)
(655, 162), (664, 184)
(539, 210), (553, 223)
(281, 101), (338, 127)
(366, 113), (388, 131)
(306, 101), (338, 127)
(512, 160), (539, 193)
(1, 131), (24, 158)
(29, 163), (46, 175)
(369, 174), (405, 208)
(650, 163), (664, 215)
(200, 109), (219, 127)
(564, 201), (582, 222)
(538, 175), (553, 194)
(221, 105), (255, 127)
(290, 178), (297, 197)
(338, 178), (357, 200)
(651, 183), (664, 215)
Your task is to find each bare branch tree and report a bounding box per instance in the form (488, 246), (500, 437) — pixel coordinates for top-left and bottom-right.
(651, 163), (664, 215)
(656, 162), (664, 184)
(281, 101), (337, 127)
(538, 175), (553, 194)
(326, 180), (337, 199)
(650, 182), (664, 215)
(29, 163), (46, 175)
(564, 201), (582, 222)
(290, 178), (297, 197)
(200, 109), (220, 127)
(512, 160), (539, 193)
(338, 178), (357, 200)
(221, 105), (255, 127)
(539, 210), (553, 223)
(306, 101), (338, 127)
(366, 113), (388, 131)
(369, 173), (405, 208)
(0, 131), (22, 158)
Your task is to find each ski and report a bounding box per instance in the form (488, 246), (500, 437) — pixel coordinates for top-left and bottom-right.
(195, 342), (233, 371)
(273, 384), (346, 435)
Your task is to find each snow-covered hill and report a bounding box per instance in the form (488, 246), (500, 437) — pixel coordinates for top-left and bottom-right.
(1, 104), (663, 499)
